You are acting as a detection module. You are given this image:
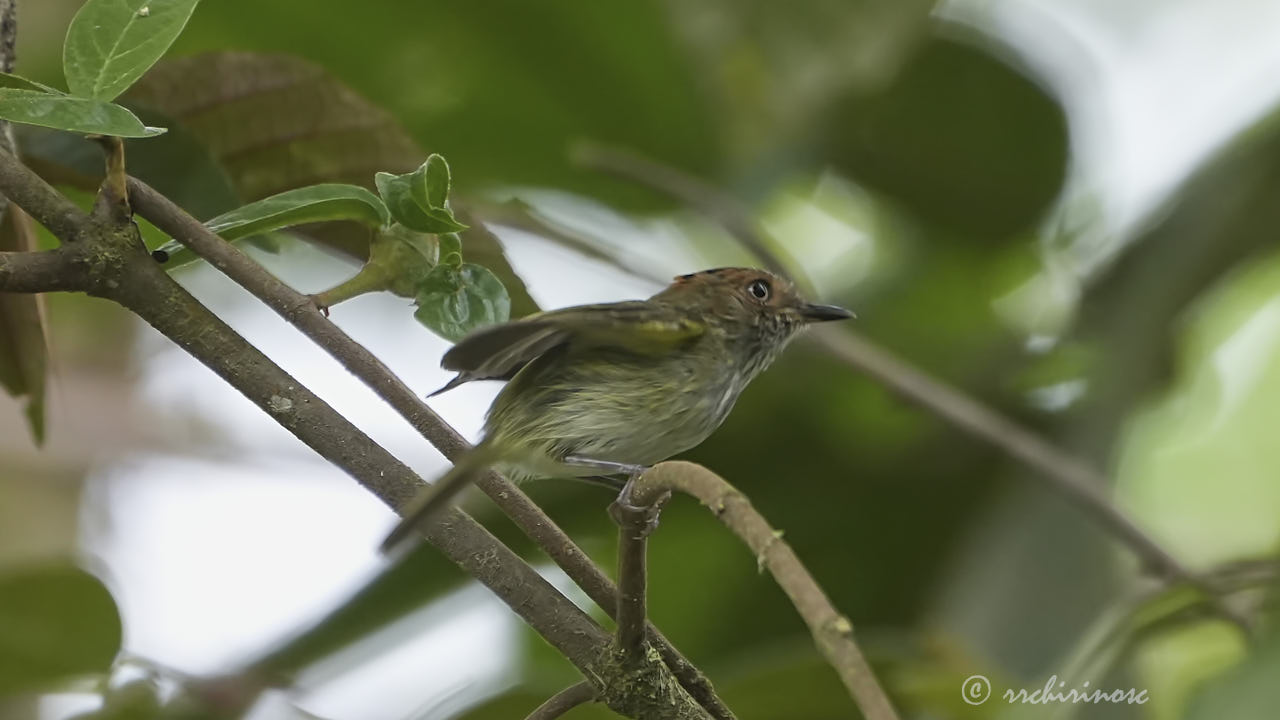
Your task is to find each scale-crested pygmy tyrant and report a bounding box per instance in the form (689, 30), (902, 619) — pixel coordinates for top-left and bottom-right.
(381, 267), (853, 552)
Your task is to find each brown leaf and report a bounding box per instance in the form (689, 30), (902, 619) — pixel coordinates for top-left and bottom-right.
(0, 205), (48, 444)
(126, 51), (421, 199)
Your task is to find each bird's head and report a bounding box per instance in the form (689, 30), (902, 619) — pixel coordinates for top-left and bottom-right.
(653, 267), (853, 371)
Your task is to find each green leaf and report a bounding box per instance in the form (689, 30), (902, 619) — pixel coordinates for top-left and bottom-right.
(438, 232), (462, 261)
(0, 73), (65, 95)
(374, 159), (468, 234)
(421, 153), (452, 209)
(1186, 627), (1280, 720)
(414, 263), (510, 342)
(204, 184), (390, 240)
(0, 563), (123, 694)
(63, 0), (202, 102)
(0, 89), (165, 137)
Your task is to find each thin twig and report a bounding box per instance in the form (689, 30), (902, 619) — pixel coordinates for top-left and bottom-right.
(88, 135), (130, 224)
(611, 491), (669, 659)
(124, 177), (736, 720)
(524, 682), (597, 720)
(632, 461), (900, 720)
(573, 142), (1255, 633)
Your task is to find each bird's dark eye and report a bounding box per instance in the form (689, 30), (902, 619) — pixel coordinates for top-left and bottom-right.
(747, 279), (771, 301)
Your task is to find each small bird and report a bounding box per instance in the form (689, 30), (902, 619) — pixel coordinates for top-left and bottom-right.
(381, 267), (853, 552)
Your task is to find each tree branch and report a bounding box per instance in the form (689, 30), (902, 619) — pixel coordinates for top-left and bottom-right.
(632, 461), (900, 720)
(524, 682), (597, 720)
(0, 248), (92, 292)
(126, 177), (737, 720)
(611, 491), (669, 659)
(0, 148), (724, 719)
(0, 148), (89, 242)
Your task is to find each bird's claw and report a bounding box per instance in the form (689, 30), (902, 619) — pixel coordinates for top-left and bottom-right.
(609, 474), (667, 537)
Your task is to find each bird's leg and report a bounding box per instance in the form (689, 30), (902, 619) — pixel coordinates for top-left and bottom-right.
(618, 469), (666, 538)
(563, 456), (649, 478)
(562, 456), (664, 535)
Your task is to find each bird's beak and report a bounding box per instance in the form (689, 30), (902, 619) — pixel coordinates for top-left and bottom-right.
(800, 303), (855, 322)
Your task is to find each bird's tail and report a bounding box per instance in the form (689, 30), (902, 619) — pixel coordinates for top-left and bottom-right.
(378, 440), (507, 555)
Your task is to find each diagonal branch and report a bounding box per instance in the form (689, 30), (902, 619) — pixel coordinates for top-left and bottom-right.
(0, 209), (612, 677)
(631, 461), (900, 720)
(126, 177), (737, 720)
(0, 147), (721, 719)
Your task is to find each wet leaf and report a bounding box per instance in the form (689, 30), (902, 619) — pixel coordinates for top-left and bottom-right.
(414, 263), (509, 342)
(63, 0), (202, 102)
(0, 90), (165, 137)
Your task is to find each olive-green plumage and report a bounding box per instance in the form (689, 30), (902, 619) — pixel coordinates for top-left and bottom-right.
(381, 267), (852, 552)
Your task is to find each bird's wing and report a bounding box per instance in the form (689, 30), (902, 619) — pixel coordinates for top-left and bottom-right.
(430, 302), (703, 395)
(541, 301), (705, 352)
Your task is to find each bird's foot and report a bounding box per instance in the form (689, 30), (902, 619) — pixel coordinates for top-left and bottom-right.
(609, 470), (667, 538)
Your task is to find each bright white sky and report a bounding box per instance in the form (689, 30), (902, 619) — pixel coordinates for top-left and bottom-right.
(54, 2), (1280, 718)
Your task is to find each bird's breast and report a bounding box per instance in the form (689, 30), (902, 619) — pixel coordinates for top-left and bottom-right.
(484, 349), (748, 469)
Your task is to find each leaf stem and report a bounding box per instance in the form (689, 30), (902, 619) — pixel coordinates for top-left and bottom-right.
(308, 260), (393, 311)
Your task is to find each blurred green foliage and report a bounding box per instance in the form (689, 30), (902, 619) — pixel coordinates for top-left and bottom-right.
(5, 1), (1280, 719)
(0, 563), (121, 696)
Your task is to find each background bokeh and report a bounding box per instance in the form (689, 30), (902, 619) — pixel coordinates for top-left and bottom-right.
(3, 0), (1280, 718)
